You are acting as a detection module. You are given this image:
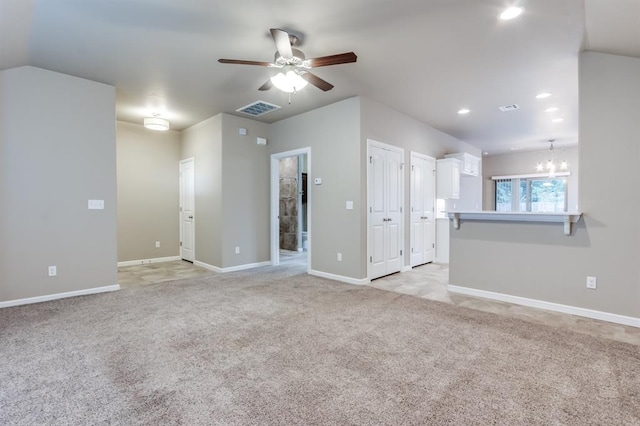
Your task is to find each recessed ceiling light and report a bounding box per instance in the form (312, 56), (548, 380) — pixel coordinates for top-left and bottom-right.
(545, 107), (559, 113)
(536, 92), (552, 99)
(499, 6), (524, 20)
(552, 118), (564, 123)
(510, 147), (524, 151)
(458, 108), (471, 115)
(483, 152), (489, 156)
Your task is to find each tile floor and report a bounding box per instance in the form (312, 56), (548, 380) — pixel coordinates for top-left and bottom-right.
(118, 254), (640, 346)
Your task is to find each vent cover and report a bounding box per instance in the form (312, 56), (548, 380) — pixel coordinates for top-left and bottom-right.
(498, 104), (520, 112)
(236, 101), (281, 117)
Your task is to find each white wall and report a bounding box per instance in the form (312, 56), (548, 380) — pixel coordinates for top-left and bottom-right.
(116, 121), (181, 262)
(449, 51), (640, 319)
(482, 148), (579, 211)
(0, 66), (117, 302)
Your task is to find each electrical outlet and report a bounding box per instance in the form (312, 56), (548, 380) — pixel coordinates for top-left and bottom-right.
(337, 253), (342, 261)
(586, 276), (597, 289)
(155, 241), (160, 248)
(48, 266), (57, 277)
(235, 246), (240, 255)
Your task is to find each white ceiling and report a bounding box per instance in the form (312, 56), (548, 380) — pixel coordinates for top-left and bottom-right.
(0, 0), (637, 154)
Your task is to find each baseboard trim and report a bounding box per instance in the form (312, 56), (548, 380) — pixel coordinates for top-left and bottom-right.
(193, 260), (271, 273)
(0, 285), (120, 309)
(448, 285), (640, 328)
(118, 256), (181, 267)
(309, 269), (370, 286)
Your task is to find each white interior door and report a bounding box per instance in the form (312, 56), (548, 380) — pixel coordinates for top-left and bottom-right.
(385, 149), (404, 273)
(368, 140), (404, 280)
(179, 158), (195, 262)
(410, 153), (435, 266)
(369, 145), (387, 279)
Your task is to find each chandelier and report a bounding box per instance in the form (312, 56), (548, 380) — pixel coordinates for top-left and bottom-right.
(536, 139), (567, 177)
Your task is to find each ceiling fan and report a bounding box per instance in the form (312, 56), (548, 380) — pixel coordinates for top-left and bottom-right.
(218, 28), (357, 93)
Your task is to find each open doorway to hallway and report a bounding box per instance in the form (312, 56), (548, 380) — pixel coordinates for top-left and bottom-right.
(271, 148), (311, 270)
(278, 155), (308, 254)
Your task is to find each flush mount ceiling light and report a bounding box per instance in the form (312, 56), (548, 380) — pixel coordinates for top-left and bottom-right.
(536, 92), (552, 99)
(270, 66), (309, 93)
(499, 6), (524, 20)
(457, 108), (471, 115)
(545, 107), (559, 113)
(144, 115), (170, 131)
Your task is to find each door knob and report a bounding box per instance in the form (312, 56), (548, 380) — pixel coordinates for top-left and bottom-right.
(188, 215), (193, 219)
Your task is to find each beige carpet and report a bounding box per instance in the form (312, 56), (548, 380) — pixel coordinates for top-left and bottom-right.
(1, 263), (639, 425)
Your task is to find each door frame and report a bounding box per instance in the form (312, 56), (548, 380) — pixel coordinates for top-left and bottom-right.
(410, 151), (436, 267)
(179, 157), (195, 262)
(270, 147), (311, 271)
(366, 139), (405, 280)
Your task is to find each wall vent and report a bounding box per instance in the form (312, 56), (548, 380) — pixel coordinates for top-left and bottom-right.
(498, 104), (520, 112)
(236, 101), (281, 117)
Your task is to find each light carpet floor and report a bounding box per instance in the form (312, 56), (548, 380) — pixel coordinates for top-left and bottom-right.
(1, 262), (639, 425)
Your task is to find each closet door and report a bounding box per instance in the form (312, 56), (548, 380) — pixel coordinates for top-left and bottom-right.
(368, 140), (404, 280)
(410, 153), (436, 266)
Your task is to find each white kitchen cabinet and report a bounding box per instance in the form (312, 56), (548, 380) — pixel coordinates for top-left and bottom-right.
(436, 158), (460, 199)
(445, 152), (480, 177)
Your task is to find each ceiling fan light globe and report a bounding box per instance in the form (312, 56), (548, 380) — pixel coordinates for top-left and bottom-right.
(270, 70), (308, 93)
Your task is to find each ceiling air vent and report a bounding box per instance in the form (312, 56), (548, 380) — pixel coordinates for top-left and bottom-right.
(498, 104), (520, 112)
(236, 101), (281, 117)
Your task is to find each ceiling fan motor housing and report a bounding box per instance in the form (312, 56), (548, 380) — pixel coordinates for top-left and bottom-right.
(274, 48), (306, 66)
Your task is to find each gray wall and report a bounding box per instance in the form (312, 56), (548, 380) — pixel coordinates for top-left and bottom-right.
(268, 96), (481, 280)
(449, 51), (640, 318)
(360, 97), (483, 270)
(0, 66), (117, 302)
(269, 97), (362, 278)
(220, 113), (270, 268)
(181, 113), (270, 269)
(116, 121), (181, 262)
(181, 114), (223, 267)
(482, 147), (579, 211)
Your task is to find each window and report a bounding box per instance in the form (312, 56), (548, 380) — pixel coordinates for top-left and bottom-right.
(495, 177), (567, 212)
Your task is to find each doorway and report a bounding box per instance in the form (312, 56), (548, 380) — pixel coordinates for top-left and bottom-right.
(270, 148), (311, 270)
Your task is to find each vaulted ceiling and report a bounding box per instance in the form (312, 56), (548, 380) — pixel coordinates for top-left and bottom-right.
(1, 0), (638, 154)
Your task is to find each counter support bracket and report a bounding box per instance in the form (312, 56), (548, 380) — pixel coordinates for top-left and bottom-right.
(447, 212), (582, 236)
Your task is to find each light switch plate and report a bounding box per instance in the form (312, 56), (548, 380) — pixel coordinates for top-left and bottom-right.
(346, 201), (353, 210)
(239, 127), (247, 136)
(88, 199), (104, 210)
(314, 178), (322, 185)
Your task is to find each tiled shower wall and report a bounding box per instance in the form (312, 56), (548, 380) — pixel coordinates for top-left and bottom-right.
(279, 157), (298, 251)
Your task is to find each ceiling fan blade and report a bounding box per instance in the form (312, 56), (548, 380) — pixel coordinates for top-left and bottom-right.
(301, 72), (334, 91)
(258, 80), (273, 91)
(218, 59), (271, 66)
(270, 28), (293, 59)
(308, 52), (357, 68)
